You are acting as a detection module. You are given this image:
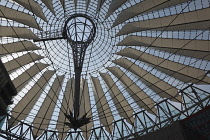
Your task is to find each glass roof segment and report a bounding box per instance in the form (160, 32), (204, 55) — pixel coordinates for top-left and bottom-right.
(0, 0), (210, 139)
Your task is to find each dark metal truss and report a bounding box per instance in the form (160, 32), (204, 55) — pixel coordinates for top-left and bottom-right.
(0, 86), (210, 140)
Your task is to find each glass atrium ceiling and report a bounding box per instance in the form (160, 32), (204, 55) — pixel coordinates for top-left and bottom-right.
(0, 0), (210, 139)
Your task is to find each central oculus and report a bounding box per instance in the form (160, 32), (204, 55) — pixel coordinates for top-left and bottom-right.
(63, 14), (96, 45)
(62, 14), (96, 130)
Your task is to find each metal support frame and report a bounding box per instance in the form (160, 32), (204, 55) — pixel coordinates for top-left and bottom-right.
(62, 14), (96, 129)
(0, 86), (209, 140)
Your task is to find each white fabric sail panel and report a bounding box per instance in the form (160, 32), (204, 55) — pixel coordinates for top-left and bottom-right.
(107, 67), (157, 115)
(12, 63), (48, 92)
(113, 58), (182, 102)
(117, 35), (210, 61)
(0, 26), (39, 40)
(9, 70), (55, 127)
(116, 48), (210, 84)
(100, 73), (134, 125)
(56, 79), (74, 135)
(3, 53), (44, 73)
(116, 8), (210, 36)
(0, 6), (41, 30)
(91, 76), (114, 133)
(33, 76), (64, 137)
(112, 0), (189, 27)
(105, 0), (127, 19)
(10, 0), (47, 21)
(0, 41), (40, 55)
(40, 0), (55, 14)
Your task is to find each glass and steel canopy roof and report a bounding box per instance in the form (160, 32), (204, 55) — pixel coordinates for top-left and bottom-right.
(0, 0), (210, 139)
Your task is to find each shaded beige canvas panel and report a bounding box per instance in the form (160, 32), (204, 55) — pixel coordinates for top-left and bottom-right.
(151, 47), (210, 61)
(116, 7), (210, 36)
(79, 79), (92, 120)
(12, 63), (49, 92)
(3, 52), (44, 73)
(117, 21), (210, 36)
(113, 58), (182, 102)
(56, 79), (74, 138)
(80, 79), (93, 140)
(96, 0), (105, 13)
(100, 73), (134, 125)
(105, 0), (127, 19)
(73, 0), (78, 9)
(107, 67), (157, 115)
(59, 0), (65, 9)
(79, 79), (87, 118)
(0, 6), (41, 30)
(10, 0), (47, 21)
(33, 76), (64, 137)
(0, 26), (39, 40)
(112, 0), (189, 27)
(91, 76), (114, 133)
(58, 133), (68, 140)
(149, 64), (210, 85)
(117, 35), (210, 61)
(85, 0), (91, 9)
(9, 70), (55, 127)
(82, 131), (91, 140)
(41, 0), (55, 14)
(0, 41), (40, 55)
(116, 48), (210, 84)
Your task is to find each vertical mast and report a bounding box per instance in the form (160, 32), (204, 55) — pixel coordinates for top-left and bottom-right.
(63, 14), (96, 123)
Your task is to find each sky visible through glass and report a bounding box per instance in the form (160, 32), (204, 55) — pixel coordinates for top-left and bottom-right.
(0, 0), (210, 139)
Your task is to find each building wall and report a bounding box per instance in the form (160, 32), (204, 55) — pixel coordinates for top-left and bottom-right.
(131, 106), (210, 140)
(132, 121), (185, 140)
(181, 105), (210, 140)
